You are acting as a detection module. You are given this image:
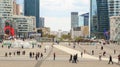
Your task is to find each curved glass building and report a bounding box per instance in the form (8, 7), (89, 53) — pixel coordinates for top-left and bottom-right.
(90, 0), (109, 39)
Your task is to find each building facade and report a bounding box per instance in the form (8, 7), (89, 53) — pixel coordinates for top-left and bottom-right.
(40, 17), (44, 28)
(79, 13), (89, 26)
(110, 16), (120, 42)
(71, 12), (79, 28)
(13, 16), (36, 38)
(13, 0), (20, 15)
(0, 0), (14, 17)
(90, 0), (109, 39)
(24, 0), (40, 28)
(108, 0), (120, 16)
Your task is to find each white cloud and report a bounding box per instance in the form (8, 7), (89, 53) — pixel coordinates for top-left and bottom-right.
(45, 17), (71, 31)
(40, 0), (90, 31)
(40, 0), (90, 11)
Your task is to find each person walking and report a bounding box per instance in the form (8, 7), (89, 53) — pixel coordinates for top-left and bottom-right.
(108, 55), (113, 64)
(41, 53), (43, 58)
(74, 54), (77, 63)
(99, 53), (102, 61)
(81, 52), (83, 58)
(69, 54), (72, 62)
(114, 49), (116, 54)
(53, 52), (56, 60)
(92, 50), (94, 55)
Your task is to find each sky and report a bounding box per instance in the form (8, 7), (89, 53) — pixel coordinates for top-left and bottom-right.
(17, 0), (90, 31)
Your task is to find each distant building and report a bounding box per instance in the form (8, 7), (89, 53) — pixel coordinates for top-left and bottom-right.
(0, 0), (14, 17)
(71, 12), (79, 28)
(80, 13), (89, 26)
(71, 26), (89, 39)
(13, 0), (20, 15)
(24, 0), (40, 28)
(40, 17), (45, 28)
(110, 16), (120, 42)
(71, 27), (82, 39)
(90, 0), (109, 39)
(37, 27), (50, 36)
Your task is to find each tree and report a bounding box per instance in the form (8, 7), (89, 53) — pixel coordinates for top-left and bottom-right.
(61, 34), (71, 40)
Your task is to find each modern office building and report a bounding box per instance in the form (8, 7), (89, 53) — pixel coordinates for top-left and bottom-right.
(71, 12), (79, 28)
(24, 0), (40, 28)
(79, 13), (89, 26)
(108, 0), (120, 16)
(13, 0), (20, 15)
(90, 0), (109, 38)
(0, 0), (14, 17)
(40, 17), (44, 28)
(0, 0), (14, 35)
(110, 16), (120, 42)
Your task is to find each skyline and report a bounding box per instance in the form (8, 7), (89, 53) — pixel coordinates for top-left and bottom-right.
(17, 0), (90, 31)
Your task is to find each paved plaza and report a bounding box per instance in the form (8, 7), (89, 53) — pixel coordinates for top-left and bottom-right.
(0, 40), (120, 67)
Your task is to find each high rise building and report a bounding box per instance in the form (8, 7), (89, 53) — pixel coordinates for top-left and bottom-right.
(71, 12), (79, 28)
(110, 16), (120, 42)
(40, 17), (44, 28)
(90, 0), (109, 38)
(13, 0), (20, 15)
(24, 0), (40, 28)
(0, 0), (14, 17)
(108, 0), (120, 16)
(0, 0), (14, 35)
(79, 13), (89, 26)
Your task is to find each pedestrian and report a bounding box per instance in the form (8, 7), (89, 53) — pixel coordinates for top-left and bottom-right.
(81, 52), (83, 58)
(2, 45), (3, 48)
(92, 50), (94, 55)
(9, 52), (11, 56)
(108, 55), (113, 64)
(103, 51), (106, 56)
(22, 51), (25, 55)
(73, 55), (77, 63)
(22, 46), (23, 49)
(29, 52), (32, 58)
(13, 52), (15, 56)
(114, 49), (116, 54)
(72, 55), (75, 63)
(99, 53), (102, 61)
(33, 52), (35, 57)
(118, 54), (120, 64)
(35, 53), (38, 60)
(53, 52), (56, 60)
(5, 52), (7, 57)
(38, 52), (40, 58)
(76, 54), (78, 62)
(101, 46), (103, 50)
(84, 50), (86, 54)
(41, 53), (43, 58)
(69, 54), (72, 62)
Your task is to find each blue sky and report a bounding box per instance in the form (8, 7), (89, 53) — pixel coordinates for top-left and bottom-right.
(17, 0), (90, 31)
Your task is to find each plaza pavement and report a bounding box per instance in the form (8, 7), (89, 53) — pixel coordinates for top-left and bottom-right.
(0, 42), (120, 67)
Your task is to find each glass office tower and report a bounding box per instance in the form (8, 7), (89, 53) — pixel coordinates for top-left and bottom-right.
(90, 0), (109, 38)
(108, 0), (120, 16)
(24, 0), (40, 28)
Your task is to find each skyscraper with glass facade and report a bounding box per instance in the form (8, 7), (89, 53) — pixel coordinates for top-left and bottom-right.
(24, 0), (40, 28)
(108, 0), (120, 16)
(71, 12), (79, 28)
(90, 0), (109, 38)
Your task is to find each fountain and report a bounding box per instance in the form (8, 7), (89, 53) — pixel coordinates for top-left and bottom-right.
(2, 39), (37, 48)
